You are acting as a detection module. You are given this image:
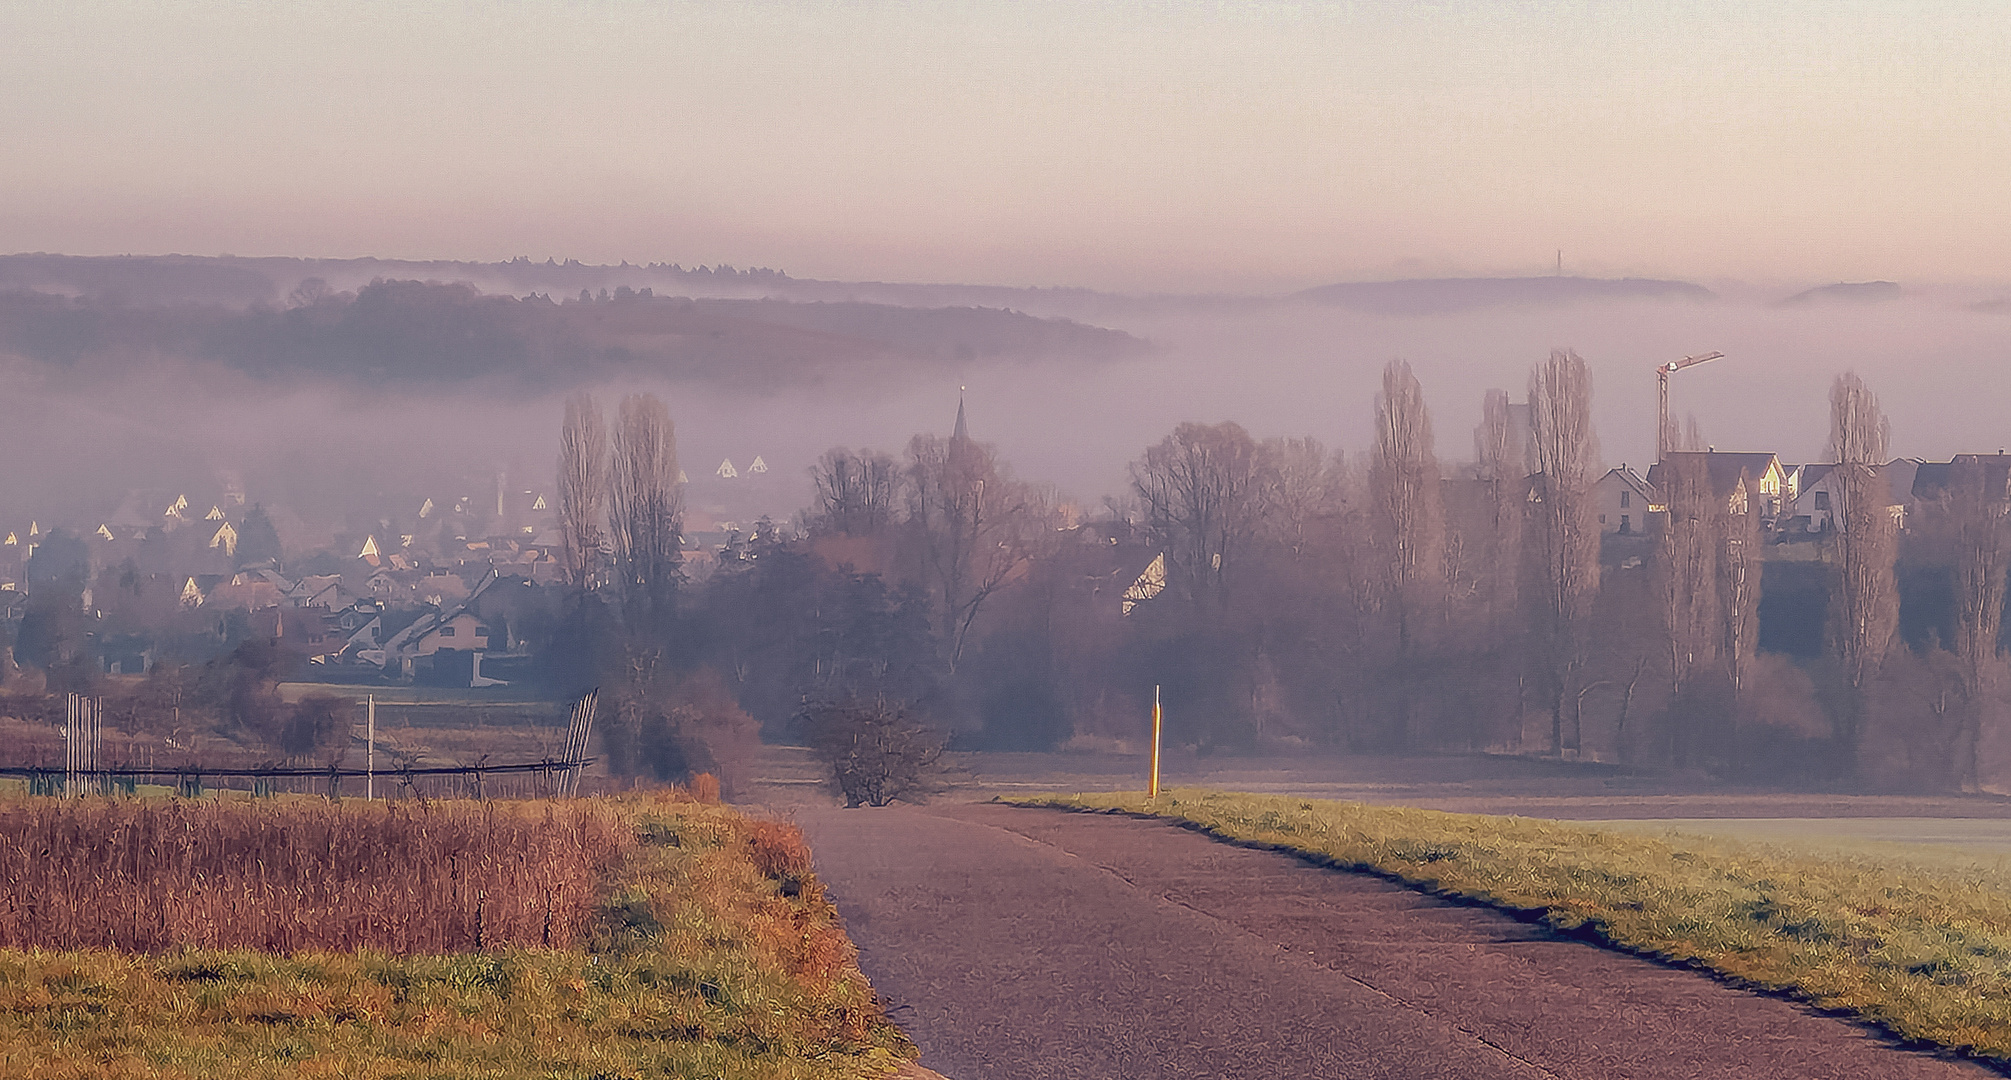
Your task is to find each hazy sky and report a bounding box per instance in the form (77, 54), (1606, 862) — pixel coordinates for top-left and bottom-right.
(6, 1), (2009, 292)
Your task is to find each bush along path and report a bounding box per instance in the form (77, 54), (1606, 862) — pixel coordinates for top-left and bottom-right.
(1013, 789), (2011, 1068)
(0, 791), (916, 1079)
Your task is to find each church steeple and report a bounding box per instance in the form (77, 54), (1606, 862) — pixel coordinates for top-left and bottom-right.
(952, 385), (969, 445)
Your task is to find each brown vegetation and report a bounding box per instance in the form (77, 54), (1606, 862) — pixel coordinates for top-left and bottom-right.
(0, 792), (913, 1079)
(801, 697), (947, 807)
(0, 797), (630, 952)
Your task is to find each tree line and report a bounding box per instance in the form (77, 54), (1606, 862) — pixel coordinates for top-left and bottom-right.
(547, 358), (2010, 793)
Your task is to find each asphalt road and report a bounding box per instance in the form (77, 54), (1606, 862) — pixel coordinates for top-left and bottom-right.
(796, 802), (1999, 1080)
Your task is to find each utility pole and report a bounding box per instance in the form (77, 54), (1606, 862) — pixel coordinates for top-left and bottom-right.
(1656, 352), (1726, 461)
(366, 695), (375, 800)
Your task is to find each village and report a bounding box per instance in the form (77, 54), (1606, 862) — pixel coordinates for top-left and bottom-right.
(0, 450), (791, 690)
(0, 421), (1997, 690)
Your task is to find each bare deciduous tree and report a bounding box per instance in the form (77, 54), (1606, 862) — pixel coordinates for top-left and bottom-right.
(1825, 372), (1898, 759)
(1657, 453), (1720, 699)
(1947, 454), (2011, 788)
(906, 432), (1051, 671)
(1259, 436), (1344, 558)
(609, 393), (682, 604)
(1528, 349), (1602, 755)
(1473, 388), (1524, 623)
(1371, 361), (1446, 626)
(557, 393), (609, 589)
(1720, 488), (1762, 702)
(1130, 421), (1275, 610)
(1370, 361), (1445, 749)
(808, 447), (901, 537)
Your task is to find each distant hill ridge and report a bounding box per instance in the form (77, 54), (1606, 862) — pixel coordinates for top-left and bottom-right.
(6, 255), (1719, 317)
(1780, 281), (1903, 306)
(1295, 275), (1715, 313)
(0, 276), (1142, 394)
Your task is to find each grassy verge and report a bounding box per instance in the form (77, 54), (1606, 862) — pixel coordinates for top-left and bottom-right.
(1014, 788), (2011, 1064)
(0, 794), (913, 1079)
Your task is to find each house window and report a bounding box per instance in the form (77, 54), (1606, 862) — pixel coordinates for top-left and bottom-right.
(1620, 491), (1631, 509)
(1599, 514), (1607, 525)
(1815, 491), (1830, 511)
(439, 625), (456, 637)
(1620, 514), (1631, 535)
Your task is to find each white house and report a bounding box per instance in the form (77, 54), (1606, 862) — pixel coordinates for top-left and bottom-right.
(1787, 459), (1918, 532)
(1591, 465), (1656, 537)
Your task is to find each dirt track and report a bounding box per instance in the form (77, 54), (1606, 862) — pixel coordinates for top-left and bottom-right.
(797, 802), (1998, 1080)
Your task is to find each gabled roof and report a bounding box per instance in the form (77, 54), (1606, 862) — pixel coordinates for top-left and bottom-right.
(1914, 454), (2011, 502)
(1793, 463), (1837, 491)
(381, 569), (501, 659)
(1596, 465), (1657, 501)
(1790, 459), (1915, 507)
(374, 606), (433, 648)
(288, 574), (343, 601)
(233, 568), (293, 590)
(179, 573), (229, 606)
(1645, 451), (1782, 501)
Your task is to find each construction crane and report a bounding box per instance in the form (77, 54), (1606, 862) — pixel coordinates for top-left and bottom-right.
(1656, 351), (1725, 461)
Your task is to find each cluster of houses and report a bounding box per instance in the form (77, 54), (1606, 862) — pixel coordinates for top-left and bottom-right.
(0, 483), (573, 686)
(0, 426), (808, 689)
(1588, 450), (2011, 549)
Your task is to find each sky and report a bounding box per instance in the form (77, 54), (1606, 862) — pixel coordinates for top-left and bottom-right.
(6, 1), (2010, 293)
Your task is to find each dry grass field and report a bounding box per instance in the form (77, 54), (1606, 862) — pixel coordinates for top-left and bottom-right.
(0, 792), (913, 1079)
(1018, 789), (2011, 1066)
(0, 799), (628, 953)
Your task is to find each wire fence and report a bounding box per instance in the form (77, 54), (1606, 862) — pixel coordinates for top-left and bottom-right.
(0, 757), (602, 800)
(3, 691), (602, 801)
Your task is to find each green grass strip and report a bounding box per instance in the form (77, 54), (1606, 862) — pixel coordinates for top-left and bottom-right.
(1011, 788), (2011, 1063)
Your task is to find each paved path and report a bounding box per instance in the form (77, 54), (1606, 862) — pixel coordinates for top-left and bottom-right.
(796, 802), (1999, 1080)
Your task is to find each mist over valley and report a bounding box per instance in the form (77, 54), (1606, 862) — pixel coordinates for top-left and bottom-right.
(3, 253), (2007, 548)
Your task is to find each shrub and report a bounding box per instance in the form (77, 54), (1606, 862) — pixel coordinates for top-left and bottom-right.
(797, 696), (946, 807)
(604, 666), (760, 796)
(746, 819), (814, 881)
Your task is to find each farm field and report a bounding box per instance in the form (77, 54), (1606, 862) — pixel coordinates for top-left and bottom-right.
(1017, 789), (2011, 1066)
(0, 792), (912, 1079)
(1589, 817), (2011, 868)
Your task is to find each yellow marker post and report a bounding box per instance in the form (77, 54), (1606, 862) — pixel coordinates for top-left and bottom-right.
(1148, 683), (1162, 801)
